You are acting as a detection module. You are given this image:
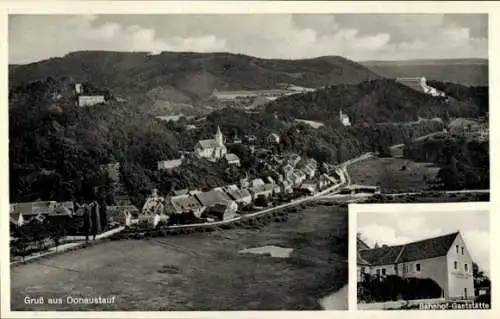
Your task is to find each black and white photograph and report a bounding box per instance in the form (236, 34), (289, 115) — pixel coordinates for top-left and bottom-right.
(5, 6), (490, 314)
(356, 203), (491, 310)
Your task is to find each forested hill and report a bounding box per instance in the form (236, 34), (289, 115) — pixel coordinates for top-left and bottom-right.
(9, 51), (381, 104)
(265, 79), (481, 126)
(10, 77), (446, 206)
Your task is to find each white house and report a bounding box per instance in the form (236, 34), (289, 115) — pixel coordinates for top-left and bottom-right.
(267, 133), (281, 144)
(339, 109), (351, 127)
(358, 231), (475, 300)
(157, 157), (184, 170)
(75, 83), (83, 94)
(78, 95), (105, 107)
(225, 153), (241, 166)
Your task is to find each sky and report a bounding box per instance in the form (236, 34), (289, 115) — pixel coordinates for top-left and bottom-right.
(9, 13), (488, 64)
(357, 209), (490, 274)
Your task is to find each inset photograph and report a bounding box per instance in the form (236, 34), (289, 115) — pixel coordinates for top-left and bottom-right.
(355, 203), (490, 310)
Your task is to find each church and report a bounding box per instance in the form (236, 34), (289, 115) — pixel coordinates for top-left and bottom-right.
(194, 126), (228, 161)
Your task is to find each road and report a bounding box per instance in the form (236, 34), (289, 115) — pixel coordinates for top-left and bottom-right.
(125, 130), (451, 232)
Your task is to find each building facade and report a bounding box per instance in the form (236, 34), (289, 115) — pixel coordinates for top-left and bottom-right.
(78, 95), (106, 107)
(194, 126), (228, 161)
(357, 231), (475, 300)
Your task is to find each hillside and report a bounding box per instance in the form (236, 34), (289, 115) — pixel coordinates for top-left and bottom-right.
(265, 79), (480, 126)
(9, 51), (382, 106)
(360, 59), (488, 86)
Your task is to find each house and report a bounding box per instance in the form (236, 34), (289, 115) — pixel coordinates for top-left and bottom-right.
(300, 179), (317, 194)
(301, 164), (316, 179)
(281, 164), (294, 178)
(240, 178), (250, 189)
(169, 194), (205, 217)
(194, 126), (227, 161)
(224, 184), (239, 192)
(78, 95), (106, 107)
(295, 170), (307, 184)
(267, 133), (280, 144)
(75, 83), (83, 94)
(10, 201), (74, 226)
(250, 178), (265, 187)
(225, 153), (241, 166)
(357, 231), (474, 300)
(195, 190), (236, 210)
(195, 190), (238, 219)
(172, 188), (189, 196)
(279, 179), (294, 193)
(142, 189), (165, 215)
(318, 173), (333, 189)
(339, 109), (351, 127)
(249, 183), (276, 200)
(157, 157), (184, 170)
(202, 203), (238, 221)
(106, 205), (140, 226)
(225, 187), (253, 206)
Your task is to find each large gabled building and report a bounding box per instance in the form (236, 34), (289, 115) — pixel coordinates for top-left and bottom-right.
(357, 231), (475, 300)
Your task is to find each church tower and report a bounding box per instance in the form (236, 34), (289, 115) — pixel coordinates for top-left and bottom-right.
(215, 125), (224, 146)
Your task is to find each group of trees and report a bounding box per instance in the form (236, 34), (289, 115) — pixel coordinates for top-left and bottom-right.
(265, 79), (481, 126)
(427, 80), (489, 117)
(9, 74), (488, 209)
(10, 204), (105, 259)
(403, 136), (489, 190)
(358, 274), (443, 303)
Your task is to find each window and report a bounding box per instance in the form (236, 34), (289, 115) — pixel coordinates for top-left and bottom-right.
(382, 268), (386, 276)
(456, 245), (459, 253)
(416, 263), (421, 272)
(465, 264), (468, 272)
(376, 269), (380, 276)
(461, 247), (464, 255)
(454, 261), (458, 270)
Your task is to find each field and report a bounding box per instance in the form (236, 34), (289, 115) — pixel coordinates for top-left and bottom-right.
(347, 157), (440, 193)
(11, 204), (347, 311)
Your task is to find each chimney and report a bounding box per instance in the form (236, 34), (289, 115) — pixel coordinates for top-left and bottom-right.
(152, 188), (158, 197)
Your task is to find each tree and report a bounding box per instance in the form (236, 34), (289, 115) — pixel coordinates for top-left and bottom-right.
(378, 144), (392, 158)
(473, 262), (491, 294)
(24, 218), (48, 255)
(48, 220), (64, 252)
(254, 195), (268, 207)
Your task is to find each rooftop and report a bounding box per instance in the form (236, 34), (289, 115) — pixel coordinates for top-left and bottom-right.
(170, 194), (203, 213)
(195, 190), (233, 207)
(359, 232), (460, 266)
(197, 139), (220, 149)
(225, 153), (240, 162)
(226, 188), (252, 201)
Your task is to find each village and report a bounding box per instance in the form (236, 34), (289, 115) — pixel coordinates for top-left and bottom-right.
(9, 114), (349, 260)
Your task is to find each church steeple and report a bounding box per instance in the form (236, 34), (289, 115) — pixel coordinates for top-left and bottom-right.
(215, 125), (224, 146)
